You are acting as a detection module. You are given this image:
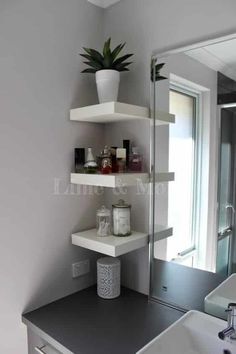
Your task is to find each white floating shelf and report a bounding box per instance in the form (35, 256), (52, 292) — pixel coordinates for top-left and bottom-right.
(154, 225), (173, 242)
(70, 172), (174, 187)
(155, 172), (175, 183)
(70, 172), (149, 188)
(151, 111), (175, 125)
(70, 102), (174, 125)
(72, 229), (149, 257)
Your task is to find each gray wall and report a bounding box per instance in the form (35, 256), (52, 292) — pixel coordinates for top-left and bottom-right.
(104, 0), (236, 294)
(105, 0), (236, 107)
(0, 1), (104, 353)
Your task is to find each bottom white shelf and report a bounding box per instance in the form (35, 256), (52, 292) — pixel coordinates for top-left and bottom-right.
(154, 225), (173, 242)
(71, 229), (149, 257)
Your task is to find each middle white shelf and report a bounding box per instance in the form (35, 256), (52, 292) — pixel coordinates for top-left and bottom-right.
(72, 229), (149, 257)
(71, 224), (173, 257)
(70, 172), (174, 187)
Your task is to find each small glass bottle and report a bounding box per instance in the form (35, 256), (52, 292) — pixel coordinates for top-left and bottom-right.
(100, 146), (112, 174)
(96, 206), (111, 237)
(129, 147), (143, 172)
(74, 148), (85, 173)
(112, 199), (131, 237)
(111, 147), (118, 173)
(84, 147), (98, 174)
(116, 148), (126, 173)
(123, 140), (130, 170)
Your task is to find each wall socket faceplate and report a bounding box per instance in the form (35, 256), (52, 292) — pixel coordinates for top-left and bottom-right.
(72, 259), (90, 278)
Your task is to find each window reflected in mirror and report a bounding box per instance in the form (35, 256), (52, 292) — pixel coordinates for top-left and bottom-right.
(150, 34), (236, 311)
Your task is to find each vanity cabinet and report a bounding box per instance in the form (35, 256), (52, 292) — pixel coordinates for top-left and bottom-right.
(23, 286), (183, 354)
(28, 330), (57, 354)
(27, 329), (65, 354)
(34, 346), (61, 354)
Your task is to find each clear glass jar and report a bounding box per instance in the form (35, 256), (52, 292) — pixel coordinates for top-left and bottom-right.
(96, 206), (111, 237)
(112, 199), (131, 237)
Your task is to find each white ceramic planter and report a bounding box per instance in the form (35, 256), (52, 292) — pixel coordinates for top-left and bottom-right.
(95, 69), (120, 103)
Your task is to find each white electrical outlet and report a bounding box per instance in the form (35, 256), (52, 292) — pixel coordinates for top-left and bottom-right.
(72, 259), (90, 278)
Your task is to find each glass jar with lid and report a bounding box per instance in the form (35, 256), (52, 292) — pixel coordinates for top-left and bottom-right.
(96, 205), (111, 237)
(112, 199), (131, 237)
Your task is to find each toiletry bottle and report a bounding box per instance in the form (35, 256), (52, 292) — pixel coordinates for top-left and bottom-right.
(130, 147), (143, 172)
(100, 146), (112, 174)
(75, 148), (85, 173)
(123, 140), (130, 170)
(116, 148), (126, 173)
(84, 147), (98, 174)
(111, 146), (118, 173)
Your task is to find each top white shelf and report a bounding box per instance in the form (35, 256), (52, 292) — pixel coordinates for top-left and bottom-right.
(70, 102), (175, 125)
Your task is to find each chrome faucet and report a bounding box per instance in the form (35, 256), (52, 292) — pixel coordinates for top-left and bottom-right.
(219, 303), (236, 341)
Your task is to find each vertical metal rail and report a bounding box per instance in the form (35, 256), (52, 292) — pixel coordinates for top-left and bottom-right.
(148, 58), (156, 300)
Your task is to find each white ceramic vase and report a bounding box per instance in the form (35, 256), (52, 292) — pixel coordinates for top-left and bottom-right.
(95, 69), (120, 103)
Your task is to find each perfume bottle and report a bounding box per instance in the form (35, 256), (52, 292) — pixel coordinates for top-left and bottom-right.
(129, 147), (142, 172)
(74, 148), (85, 173)
(123, 140), (130, 170)
(84, 147), (98, 174)
(116, 148), (126, 173)
(111, 146), (118, 173)
(100, 146), (112, 174)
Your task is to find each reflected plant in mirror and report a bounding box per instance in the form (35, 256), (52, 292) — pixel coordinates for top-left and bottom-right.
(151, 58), (167, 82)
(150, 34), (236, 313)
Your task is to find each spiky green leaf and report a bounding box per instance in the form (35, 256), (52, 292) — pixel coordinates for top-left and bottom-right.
(81, 68), (96, 73)
(115, 62), (132, 71)
(113, 54), (133, 66)
(111, 43), (126, 61)
(155, 63), (165, 71)
(82, 47), (104, 64)
(155, 75), (167, 81)
(150, 59), (167, 82)
(103, 38), (111, 58)
(83, 61), (103, 70)
(80, 53), (93, 61)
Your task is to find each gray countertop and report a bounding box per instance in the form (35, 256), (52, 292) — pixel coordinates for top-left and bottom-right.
(22, 286), (184, 354)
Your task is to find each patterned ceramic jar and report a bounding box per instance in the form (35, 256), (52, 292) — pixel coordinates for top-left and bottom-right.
(97, 257), (121, 299)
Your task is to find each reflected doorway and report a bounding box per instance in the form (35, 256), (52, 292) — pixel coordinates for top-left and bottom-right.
(217, 105), (236, 276)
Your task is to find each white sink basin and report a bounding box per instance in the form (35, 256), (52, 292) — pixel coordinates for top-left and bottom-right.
(205, 273), (236, 319)
(137, 310), (236, 354)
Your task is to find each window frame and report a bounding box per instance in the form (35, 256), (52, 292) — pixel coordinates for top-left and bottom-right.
(169, 83), (203, 267)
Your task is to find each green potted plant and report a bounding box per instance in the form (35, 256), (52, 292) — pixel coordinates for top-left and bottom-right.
(80, 38), (133, 103)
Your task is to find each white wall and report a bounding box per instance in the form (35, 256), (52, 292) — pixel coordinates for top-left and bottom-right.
(104, 0), (236, 294)
(0, 1), (104, 353)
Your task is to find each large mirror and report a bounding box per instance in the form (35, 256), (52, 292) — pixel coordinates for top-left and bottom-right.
(150, 34), (236, 312)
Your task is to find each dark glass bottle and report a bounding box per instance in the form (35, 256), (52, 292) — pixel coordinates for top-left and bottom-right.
(75, 148), (85, 173)
(123, 140), (130, 170)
